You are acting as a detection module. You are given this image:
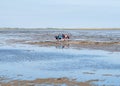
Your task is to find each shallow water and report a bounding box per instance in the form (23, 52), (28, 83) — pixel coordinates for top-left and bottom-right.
(0, 46), (120, 85)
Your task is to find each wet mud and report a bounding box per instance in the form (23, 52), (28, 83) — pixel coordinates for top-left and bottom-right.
(0, 29), (120, 86)
(0, 77), (92, 86)
(0, 29), (119, 52)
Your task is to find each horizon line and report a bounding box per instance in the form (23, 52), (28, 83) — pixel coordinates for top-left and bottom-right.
(0, 27), (120, 30)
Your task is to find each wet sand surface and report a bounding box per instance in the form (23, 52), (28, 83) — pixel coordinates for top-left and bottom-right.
(0, 77), (91, 86)
(0, 29), (120, 86)
(0, 29), (120, 52)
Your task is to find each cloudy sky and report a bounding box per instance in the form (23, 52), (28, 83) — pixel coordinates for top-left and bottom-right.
(0, 0), (120, 28)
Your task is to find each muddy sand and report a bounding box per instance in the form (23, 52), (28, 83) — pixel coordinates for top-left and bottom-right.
(1, 29), (120, 52)
(28, 40), (120, 52)
(0, 77), (93, 86)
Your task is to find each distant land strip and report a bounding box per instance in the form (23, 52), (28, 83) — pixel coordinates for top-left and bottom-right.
(0, 28), (120, 30)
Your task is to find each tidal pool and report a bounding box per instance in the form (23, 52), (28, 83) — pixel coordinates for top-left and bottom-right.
(0, 46), (120, 85)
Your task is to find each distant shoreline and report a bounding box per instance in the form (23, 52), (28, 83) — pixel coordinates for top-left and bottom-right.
(0, 28), (120, 30)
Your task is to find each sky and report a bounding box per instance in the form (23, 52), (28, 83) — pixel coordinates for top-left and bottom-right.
(0, 0), (120, 28)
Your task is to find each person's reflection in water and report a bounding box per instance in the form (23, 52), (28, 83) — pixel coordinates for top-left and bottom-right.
(55, 44), (69, 49)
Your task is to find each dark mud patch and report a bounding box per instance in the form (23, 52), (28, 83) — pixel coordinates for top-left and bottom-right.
(102, 74), (113, 76)
(115, 75), (120, 77)
(83, 72), (95, 75)
(87, 79), (103, 83)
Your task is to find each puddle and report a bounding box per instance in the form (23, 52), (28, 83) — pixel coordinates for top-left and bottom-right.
(0, 46), (120, 85)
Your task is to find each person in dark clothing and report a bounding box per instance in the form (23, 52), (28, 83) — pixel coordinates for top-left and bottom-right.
(55, 34), (69, 41)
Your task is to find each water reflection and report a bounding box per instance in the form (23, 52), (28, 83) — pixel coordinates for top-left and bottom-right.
(0, 47), (120, 85)
(55, 44), (69, 49)
(0, 48), (120, 70)
(0, 49), (102, 63)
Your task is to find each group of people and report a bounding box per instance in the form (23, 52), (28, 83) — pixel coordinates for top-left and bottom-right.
(55, 34), (70, 41)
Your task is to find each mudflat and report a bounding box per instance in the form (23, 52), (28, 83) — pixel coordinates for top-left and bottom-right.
(0, 29), (120, 86)
(1, 29), (120, 52)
